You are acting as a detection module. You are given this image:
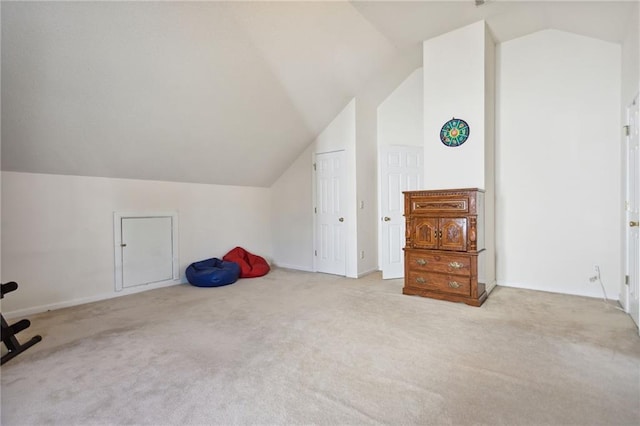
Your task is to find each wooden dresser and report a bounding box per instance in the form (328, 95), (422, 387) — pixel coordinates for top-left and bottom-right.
(403, 188), (487, 307)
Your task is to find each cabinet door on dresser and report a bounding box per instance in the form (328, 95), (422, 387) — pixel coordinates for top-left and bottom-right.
(409, 217), (467, 251)
(439, 218), (467, 251)
(410, 217), (438, 249)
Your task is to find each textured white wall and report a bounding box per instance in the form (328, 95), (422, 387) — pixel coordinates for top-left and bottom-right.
(621, 3), (639, 109)
(378, 68), (423, 148)
(270, 144), (315, 271)
(496, 30), (621, 299)
(355, 98), (379, 277)
(484, 25), (497, 290)
(423, 21), (487, 190)
(1, 172), (272, 315)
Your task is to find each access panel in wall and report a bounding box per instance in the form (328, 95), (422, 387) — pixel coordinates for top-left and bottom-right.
(114, 212), (179, 291)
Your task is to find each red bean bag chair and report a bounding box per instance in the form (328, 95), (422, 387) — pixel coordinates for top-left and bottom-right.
(222, 246), (270, 278)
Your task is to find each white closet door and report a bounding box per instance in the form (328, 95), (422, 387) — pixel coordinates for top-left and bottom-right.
(314, 150), (347, 276)
(379, 145), (423, 279)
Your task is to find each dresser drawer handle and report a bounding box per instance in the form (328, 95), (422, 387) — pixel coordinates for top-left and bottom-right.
(448, 281), (461, 289)
(448, 261), (464, 269)
(416, 258), (427, 266)
(415, 277), (426, 284)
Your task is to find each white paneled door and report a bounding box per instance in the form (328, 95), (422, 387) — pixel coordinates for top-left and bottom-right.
(114, 213), (179, 291)
(627, 95), (639, 331)
(314, 150), (347, 276)
(379, 145), (423, 279)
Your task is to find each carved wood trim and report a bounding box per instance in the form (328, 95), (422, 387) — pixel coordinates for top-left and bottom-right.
(403, 188), (483, 197)
(468, 217), (477, 251)
(412, 200), (467, 211)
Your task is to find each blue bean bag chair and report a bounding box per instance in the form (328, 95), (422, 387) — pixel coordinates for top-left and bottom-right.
(186, 258), (241, 287)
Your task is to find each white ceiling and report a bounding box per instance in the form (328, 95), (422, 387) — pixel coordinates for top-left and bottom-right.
(2, 1), (637, 187)
(353, 0), (637, 47)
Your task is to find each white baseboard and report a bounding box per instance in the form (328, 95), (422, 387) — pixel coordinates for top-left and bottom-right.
(3, 279), (184, 320)
(273, 262), (375, 278)
(357, 268), (379, 278)
(272, 263), (314, 272)
(496, 280), (620, 301)
(485, 280), (498, 294)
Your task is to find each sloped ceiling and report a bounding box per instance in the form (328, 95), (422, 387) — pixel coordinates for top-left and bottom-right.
(1, 1), (636, 187)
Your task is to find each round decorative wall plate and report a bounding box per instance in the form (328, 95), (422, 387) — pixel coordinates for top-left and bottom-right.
(440, 118), (469, 147)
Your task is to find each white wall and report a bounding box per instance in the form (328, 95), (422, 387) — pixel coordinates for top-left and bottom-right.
(496, 29), (621, 299)
(1, 171), (272, 315)
(621, 3), (639, 109)
(484, 25), (497, 290)
(423, 21), (487, 190)
(355, 98), (379, 276)
(270, 145), (315, 271)
(378, 68), (423, 147)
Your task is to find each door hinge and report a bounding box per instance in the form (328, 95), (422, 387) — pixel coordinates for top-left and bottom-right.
(314, 207), (317, 213)
(314, 250), (317, 256)
(624, 125), (630, 136)
(625, 275), (629, 285)
(313, 163), (316, 171)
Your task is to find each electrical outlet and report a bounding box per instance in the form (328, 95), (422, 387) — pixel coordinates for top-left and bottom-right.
(360, 251), (365, 259)
(589, 265), (601, 282)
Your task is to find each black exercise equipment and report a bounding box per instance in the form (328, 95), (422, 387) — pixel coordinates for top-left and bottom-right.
(1, 281), (42, 365)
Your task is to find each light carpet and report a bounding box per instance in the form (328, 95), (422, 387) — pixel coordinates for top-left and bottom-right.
(1, 268), (639, 425)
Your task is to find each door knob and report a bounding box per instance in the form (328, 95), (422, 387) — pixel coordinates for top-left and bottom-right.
(338, 217), (344, 222)
(383, 216), (391, 222)
(631, 221), (639, 227)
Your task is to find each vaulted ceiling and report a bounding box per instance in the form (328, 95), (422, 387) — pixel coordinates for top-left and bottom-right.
(2, 1), (637, 187)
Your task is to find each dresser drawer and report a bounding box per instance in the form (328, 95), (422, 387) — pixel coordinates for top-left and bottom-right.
(406, 271), (471, 296)
(409, 195), (469, 214)
(406, 251), (471, 276)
